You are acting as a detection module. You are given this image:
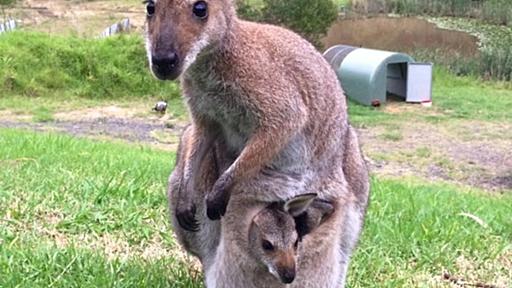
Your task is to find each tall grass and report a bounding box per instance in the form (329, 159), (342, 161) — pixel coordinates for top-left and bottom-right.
(350, 0), (512, 26)
(0, 31), (180, 100)
(424, 17), (512, 81)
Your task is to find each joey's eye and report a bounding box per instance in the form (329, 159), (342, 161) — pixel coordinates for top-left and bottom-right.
(192, 1), (208, 19)
(146, 1), (155, 16)
(262, 240), (274, 252)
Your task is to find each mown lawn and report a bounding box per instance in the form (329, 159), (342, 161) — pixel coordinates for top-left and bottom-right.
(1, 129), (510, 287)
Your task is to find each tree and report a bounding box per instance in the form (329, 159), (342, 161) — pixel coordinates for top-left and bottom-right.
(237, 0), (338, 48)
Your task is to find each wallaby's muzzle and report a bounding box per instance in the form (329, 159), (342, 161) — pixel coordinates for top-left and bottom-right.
(278, 267), (296, 284)
(151, 50), (181, 80)
(275, 253), (296, 284)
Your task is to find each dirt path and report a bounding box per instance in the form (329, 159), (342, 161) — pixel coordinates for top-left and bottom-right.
(0, 106), (187, 151)
(1, 104), (510, 193)
(5, 0), (146, 36)
(359, 121), (512, 193)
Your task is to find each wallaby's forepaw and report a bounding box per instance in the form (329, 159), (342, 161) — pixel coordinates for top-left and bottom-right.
(206, 182), (231, 220)
(176, 203), (200, 232)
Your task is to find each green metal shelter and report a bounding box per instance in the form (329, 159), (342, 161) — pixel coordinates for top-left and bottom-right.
(324, 45), (427, 106)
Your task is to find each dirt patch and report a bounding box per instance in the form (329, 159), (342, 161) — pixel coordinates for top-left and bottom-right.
(0, 110), (32, 122)
(6, 0), (146, 37)
(1, 102), (510, 192)
(53, 105), (144, 121)
(0, 105), (188, 150)
(359, 120), (512, 193)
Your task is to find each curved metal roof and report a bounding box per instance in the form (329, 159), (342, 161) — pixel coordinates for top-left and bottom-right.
(324, 46), (414, 106)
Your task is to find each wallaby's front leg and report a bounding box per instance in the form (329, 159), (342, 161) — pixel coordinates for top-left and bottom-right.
(206, 103), (307, 220)
(177, 123), (217, 231)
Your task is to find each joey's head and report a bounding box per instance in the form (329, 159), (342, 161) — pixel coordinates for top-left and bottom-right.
(144, 0), (236, 80)
(248, 194), (335, 284)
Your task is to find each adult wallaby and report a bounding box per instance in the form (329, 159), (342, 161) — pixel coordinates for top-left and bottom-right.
(169, 125), (369, 287)
(145, 0), (352, 225)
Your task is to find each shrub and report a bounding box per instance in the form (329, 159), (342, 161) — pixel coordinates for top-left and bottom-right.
(0, 0), (16, 6)
(1, 0), (16, 17)
(236, 0), (265, 22)
(237, 0), (338, 47)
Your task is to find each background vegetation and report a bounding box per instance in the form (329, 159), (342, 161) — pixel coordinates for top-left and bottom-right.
(0, 32), (179, 100)
(237, 0), (338, 46)
(0, 0), (16, 6)
(426, 17), (512, 81)
(349, 0), (512, 26)
(345, 0), (512, 81)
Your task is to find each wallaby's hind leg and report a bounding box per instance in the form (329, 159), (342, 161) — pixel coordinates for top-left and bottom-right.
(337, 126), (370, 285)
(170, 126), (201, 232)
(343, 126), (370, 213)
(168, 126), (231, 260)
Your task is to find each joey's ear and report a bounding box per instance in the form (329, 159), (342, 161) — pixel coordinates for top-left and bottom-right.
(284, 193), (317, 217)
(294, 199), (335, 238)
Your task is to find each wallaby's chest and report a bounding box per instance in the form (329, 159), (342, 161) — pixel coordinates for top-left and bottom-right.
(184, 72), (255, 152)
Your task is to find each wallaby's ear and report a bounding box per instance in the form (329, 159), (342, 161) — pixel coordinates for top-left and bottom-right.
(294, 199), (335, 239)
(284, 193), (317, 217)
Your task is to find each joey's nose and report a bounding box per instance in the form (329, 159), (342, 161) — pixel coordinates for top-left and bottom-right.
(151, 52), (180, 80)
(280, 269), (296, 284)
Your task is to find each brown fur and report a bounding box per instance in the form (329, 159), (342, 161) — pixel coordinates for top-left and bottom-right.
(147, 0), (349, 222)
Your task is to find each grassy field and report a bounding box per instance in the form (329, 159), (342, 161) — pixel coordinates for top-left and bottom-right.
(0, 129), (510, 287)
(0, 129), (202, 287)
(0, 32), (180, 100)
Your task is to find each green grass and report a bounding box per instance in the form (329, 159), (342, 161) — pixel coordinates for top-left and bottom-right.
(32, 107), (55, 122)
(0, 31), (180, 100)
(351, 178), (512, 287)
(0, 31), (187, 122)
(432, 69), (512, 121)
(1, 129), (510, 287)
(0, 31), (510, 129)
(0, 129), (202, 287)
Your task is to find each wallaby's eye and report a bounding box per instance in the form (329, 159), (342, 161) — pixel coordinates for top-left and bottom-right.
(192, 1), (208, 19)
(146, 1), (155, 17)
(262, 240), (275, 252)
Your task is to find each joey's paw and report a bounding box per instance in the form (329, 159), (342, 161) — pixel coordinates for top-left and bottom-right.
(176, 203), (200, 232)
(206, 184), (230, 220)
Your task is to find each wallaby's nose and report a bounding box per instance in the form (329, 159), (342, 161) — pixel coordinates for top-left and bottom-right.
(151, 52), (180, 80)
(280, 268), (296, 284)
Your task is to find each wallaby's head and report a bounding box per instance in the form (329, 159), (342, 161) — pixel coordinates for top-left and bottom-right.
(248, 193), (334, 284)
(144, 0), (236, 80)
